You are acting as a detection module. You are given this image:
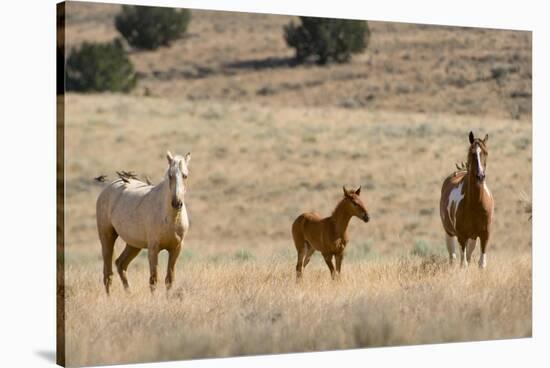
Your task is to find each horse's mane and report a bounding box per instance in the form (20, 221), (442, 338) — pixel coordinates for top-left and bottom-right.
(331, 197), (348, 217)
(455, 161), (467, 172)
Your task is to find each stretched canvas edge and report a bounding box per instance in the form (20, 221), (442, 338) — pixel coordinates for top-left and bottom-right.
(56, 1), (66, 366)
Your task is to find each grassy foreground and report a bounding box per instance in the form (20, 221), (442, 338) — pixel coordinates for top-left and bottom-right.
(61, 5), (531, 365)
(64, 251), (531, 366)
(62, 93), (531, 366)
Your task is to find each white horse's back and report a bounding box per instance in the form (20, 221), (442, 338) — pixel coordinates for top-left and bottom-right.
(97, 178), (183, 249)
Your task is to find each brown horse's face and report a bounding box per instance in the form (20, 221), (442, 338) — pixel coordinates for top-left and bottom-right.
(343, 186), (370, 222)
(468, 132), (489, 184)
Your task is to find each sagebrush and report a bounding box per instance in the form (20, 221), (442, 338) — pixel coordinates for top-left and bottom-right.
(66, 39), (137, 92)
(284, 17), (370, 64)
(115, 5), (191, 50)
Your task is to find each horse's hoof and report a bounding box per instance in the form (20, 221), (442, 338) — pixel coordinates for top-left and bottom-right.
(478, 254), (487, 269)
(449, 254), (457, 265)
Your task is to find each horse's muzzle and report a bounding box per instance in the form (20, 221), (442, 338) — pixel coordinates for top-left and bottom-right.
(172, 199), (183, 210)
(362, 213), (370, 223)
(476, 173), (485, 183)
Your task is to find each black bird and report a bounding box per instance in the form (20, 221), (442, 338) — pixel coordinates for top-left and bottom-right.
(116, 171), (130, 183)
(94, 175), (107, 182)
(120, 170), (138, 180)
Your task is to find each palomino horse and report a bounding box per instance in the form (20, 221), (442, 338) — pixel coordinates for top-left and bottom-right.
(96, 151), (191, 293)
(292, 186), (370, 281)
(440, 132), (494, 268)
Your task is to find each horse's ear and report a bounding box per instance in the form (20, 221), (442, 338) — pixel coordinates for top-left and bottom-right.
(469, 131), (475, 144)
(166, 151), (173, 163)
(483, 134), (489, 144)
(343, 186), (348, 196)
(355, 186), (361, 196)
(184, 152), (191, 164)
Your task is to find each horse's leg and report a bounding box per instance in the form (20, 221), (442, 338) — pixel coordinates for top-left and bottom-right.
(445, 234), (457, 265)
(302, 242), (315, 269)
(293, 230), (306, 281)
(334, 251), (344, 280)
(295, 246), (306, 282)
(99, 225), (118, 295)
(115, 244), (141, 291)
(148, 243), (160, 292)
(322, 252), (336, 280)
(165, 244), (182, 290)
(479, 233), (490, 268)
(466, 238), (477, 264)
(458, 237), (468, 268)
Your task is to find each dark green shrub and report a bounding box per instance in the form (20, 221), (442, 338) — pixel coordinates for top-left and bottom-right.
(66, 39), (137, 92)
(115, 5), (191, 50)
(284, 17), (370, 65)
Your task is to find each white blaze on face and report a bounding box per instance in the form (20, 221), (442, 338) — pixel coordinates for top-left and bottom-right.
(447, 181), (464, 228)
(476, 146), (484, 177)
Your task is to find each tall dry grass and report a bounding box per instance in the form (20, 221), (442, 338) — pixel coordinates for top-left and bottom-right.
(62, 93), (532, 366)
(64, 251), (531, 366)
(61, 4), (532, 366)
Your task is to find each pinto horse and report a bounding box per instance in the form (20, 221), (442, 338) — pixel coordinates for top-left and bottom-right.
(440, 132), (494, 268)
(292, 186), (370, 281)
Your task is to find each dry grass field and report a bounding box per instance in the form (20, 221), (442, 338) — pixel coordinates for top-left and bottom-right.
(61, 2), (532, 367)
(65, 254), (531, 366)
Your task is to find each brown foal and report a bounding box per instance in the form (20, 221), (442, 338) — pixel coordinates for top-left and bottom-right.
(292, 186), (370, 281)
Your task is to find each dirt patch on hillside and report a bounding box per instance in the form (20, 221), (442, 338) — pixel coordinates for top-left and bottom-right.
(64, 2), (531, 120)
